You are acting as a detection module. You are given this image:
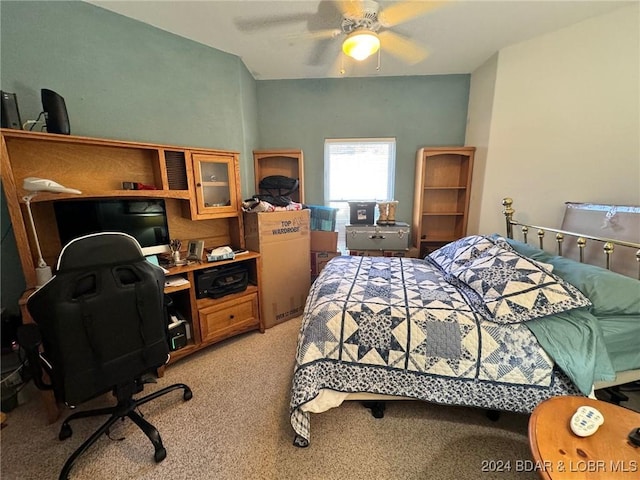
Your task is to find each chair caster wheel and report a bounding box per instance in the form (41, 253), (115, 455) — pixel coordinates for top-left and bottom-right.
(59, 424), (72, 441)
(183, 388), (193, 401)
(154, 447), (167, 463)
(362, 401), (386, 418)
(486, 410), (501, 421)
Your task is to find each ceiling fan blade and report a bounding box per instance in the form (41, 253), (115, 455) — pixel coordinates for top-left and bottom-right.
(234, 13), (312, 32)
(378, 1), (445, 28)
(285, 28), (342, 42)
(334, 0), (365, 19)
(378, 30), (428, 64)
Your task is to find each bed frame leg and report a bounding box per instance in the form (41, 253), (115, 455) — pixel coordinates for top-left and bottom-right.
(486, 410), (501, 421)
(599, 387), (629, 405)
(293, 435), (309, 448)
(362, 401), (386, 418)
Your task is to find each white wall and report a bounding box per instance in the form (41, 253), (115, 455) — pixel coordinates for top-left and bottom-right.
(465, 53), (498, 234)
(467, 4), (639, 236)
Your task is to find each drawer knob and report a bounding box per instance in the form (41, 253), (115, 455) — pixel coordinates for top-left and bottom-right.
(229, 314), (235, 319)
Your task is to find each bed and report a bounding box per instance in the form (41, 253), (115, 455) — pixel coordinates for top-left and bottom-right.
(289, 198), (640, 447)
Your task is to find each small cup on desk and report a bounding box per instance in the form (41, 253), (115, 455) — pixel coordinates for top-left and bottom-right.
(170, 239), (187, 266)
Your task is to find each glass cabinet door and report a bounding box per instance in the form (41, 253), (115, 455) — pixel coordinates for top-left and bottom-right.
(192, 153), (238, 216)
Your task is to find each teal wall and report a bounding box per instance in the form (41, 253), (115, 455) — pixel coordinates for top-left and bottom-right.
(256, 76), (470, 219)
(0, 1), (470, 314)
(0, 1), (259, 313)
(0, 1), (256, 153)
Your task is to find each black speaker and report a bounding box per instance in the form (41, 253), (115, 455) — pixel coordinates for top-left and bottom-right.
(1, 91), (23, 129)
(41, 88), (70, 135)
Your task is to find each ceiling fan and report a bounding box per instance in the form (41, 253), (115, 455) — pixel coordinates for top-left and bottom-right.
(235, 0), (445, 72)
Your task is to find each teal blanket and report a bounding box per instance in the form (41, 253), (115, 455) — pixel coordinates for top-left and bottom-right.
(526, 308), (616, 395)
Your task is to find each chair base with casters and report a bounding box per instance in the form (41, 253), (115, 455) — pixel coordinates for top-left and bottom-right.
(18, 322), (193, 480)
(58, 379), (192, 480)
(18, 232), (195, 480)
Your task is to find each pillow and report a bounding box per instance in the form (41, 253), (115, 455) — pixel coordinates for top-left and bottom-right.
(505, 238), (640, 316)
(427, 235), (496, 274)
(454, 244), (591, 324)
(489, 233), (553, 273)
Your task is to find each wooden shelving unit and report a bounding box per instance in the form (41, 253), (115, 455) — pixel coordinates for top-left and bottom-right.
(161, 252), (262, 365)
(1, 129), (264, 385)
(253, 149), (304, 203)
(412, 146), (475, 257)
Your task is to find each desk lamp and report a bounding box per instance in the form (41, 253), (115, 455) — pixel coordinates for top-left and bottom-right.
(22, 177), (82, 287)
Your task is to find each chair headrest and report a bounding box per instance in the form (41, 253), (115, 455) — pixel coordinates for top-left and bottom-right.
(57, 232), (145, 271)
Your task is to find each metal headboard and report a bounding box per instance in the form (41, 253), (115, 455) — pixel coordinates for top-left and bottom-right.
(502, 197), (640, 279)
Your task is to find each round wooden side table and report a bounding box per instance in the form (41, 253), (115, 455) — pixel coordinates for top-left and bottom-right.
(528, 396), (640, 479)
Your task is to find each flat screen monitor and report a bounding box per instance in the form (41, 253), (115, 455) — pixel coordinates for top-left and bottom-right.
(54, 198), (171, 256)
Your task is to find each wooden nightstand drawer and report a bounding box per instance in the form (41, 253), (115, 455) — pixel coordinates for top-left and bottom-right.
(199, 293), (259, 345)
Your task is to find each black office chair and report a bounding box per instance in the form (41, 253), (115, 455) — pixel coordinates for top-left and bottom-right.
(18, 232), (192, 480)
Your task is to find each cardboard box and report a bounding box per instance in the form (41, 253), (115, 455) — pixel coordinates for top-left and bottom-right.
(311, 251), (341, 277)
(310, 230), (338, 252)
(560, 202), (640, 278)
(244, 210), (311, 329)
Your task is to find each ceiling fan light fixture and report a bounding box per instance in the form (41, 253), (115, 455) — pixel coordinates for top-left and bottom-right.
(342, 30), (380, 61)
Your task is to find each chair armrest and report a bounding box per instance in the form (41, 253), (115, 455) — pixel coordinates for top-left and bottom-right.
(16, 324), (53, 391)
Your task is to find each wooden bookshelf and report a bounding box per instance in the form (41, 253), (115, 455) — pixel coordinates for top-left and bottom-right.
(412, 146), (475, 257)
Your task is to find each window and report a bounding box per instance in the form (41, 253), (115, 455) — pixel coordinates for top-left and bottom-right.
(324, 138), (396, 250)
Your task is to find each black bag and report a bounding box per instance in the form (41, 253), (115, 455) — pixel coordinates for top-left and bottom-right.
(258, 175), (299, 197)
(250, 194), (291, 207)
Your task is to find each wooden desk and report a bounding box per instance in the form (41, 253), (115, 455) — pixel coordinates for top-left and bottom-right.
(529, 396), (640, 479)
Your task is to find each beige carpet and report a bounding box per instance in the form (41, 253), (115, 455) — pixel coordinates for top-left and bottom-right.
(1, 317), (636, 480)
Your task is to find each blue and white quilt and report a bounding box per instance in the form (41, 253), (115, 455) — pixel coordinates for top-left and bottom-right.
(290, 235), (591, 446)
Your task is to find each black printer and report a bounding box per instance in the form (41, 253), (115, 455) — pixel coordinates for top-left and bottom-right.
(195, 264), (249, 299)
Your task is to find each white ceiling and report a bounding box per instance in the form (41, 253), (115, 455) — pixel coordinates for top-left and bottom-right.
(88, 0), (632, 80)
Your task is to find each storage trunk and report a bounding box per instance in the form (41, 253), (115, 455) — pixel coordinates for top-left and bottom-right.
(345, 222), (411, 251)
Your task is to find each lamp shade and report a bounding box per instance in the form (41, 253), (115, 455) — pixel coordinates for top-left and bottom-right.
(342, 30), (380, 61)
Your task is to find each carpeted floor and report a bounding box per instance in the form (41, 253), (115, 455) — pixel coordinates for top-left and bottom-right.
(1, 317), (638, 480)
